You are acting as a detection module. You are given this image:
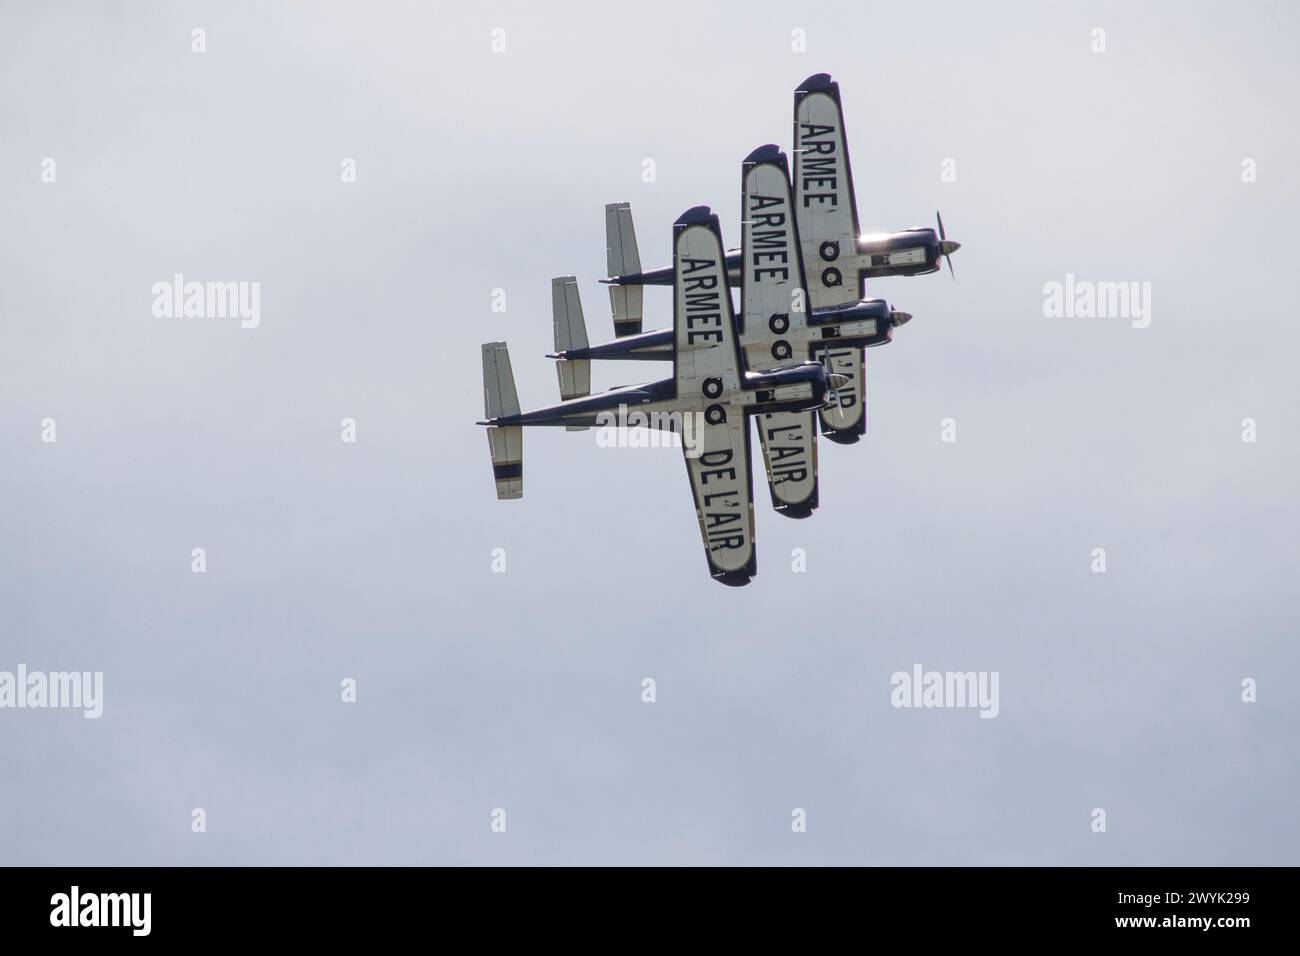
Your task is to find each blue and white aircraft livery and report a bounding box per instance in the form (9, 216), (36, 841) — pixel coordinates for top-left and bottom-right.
(598, 74), (959, 444)
(550, 146), (914, 518)
(479, 207), (850, 586)
(478, 74), (957, 585)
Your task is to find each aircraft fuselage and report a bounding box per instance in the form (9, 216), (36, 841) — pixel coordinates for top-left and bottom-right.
(607, 227), (943, 293)
(487, 360), (835, 431)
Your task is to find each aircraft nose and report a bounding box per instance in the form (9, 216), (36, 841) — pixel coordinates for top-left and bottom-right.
(828, 373), (852, 391)
(940, 239), (961, 256)
(890, 310), (913, 327)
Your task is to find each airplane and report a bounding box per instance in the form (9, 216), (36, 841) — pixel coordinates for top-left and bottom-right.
(596, 73), (960, 444)
(479, 205), (860, 587)
(548, 144), (914, 519)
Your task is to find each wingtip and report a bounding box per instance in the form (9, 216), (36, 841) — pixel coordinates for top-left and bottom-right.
(776, 502), (816, 519)
(674, 205), (713, 227)
(743, 143), (785, 165)
(797, 72), (836, 94)
(821, 430), (861, 445)
(712, 570), (753, 587)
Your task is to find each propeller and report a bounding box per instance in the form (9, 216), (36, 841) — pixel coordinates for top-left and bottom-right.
(937, 211), (960, 280)
(822, 351), (839, 409)
(821, 352), (851, 408)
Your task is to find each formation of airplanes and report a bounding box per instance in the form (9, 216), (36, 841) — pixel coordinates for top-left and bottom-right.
(478, 73), (960, 586)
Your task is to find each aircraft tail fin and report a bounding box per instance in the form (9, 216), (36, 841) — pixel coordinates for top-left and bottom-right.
(551, 277), (591, 408)
(605, 202), (643, 336)
(481, 341), (523, 499)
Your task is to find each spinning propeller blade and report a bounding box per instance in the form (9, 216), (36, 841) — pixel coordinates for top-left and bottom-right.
(822, 351), (840, 408)
(937, 211), (959, 280)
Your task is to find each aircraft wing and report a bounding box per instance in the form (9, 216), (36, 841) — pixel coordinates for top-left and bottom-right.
(817, 346), (866, 441)
(794, 73), (861, 311)
(795, 75), (866, 442)
(672, 206), (755, 584)
(740, 144), (810, 347)
(685, 414), (757, 585)
(673, 206), (743, 396)
(756, 410), (818, 517)
(739, 146), (820, 513)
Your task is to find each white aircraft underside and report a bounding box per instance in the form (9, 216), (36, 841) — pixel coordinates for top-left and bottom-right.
(478, 74), (956, 585)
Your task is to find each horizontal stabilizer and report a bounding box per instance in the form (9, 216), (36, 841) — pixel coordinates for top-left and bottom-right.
(606, 202), (644, 336)
(551, 277), (591, 411)
(481, 342), (523, 497)
(482, 341), (520, 420)
(487, 426), (523, 499)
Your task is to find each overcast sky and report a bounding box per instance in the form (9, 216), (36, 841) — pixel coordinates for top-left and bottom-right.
(2, 0), (1297, 865)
